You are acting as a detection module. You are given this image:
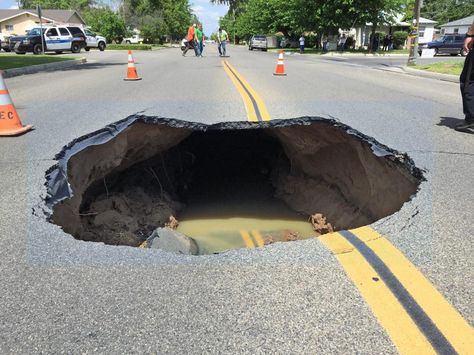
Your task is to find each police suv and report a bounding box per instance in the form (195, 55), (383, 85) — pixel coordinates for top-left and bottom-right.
(9, 25), (86, 55)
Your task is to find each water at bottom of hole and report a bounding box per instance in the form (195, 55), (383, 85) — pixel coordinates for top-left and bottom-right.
(176, 178), (318, 255)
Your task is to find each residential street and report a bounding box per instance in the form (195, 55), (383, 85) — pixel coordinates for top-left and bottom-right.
(1, 46), (473, 353)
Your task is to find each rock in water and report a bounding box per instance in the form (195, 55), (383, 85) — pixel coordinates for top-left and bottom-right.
(146, 227), (199, 255)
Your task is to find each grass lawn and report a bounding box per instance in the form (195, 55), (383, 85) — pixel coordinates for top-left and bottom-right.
(0, 54), (74, 70)
(412, 61), (463, 76)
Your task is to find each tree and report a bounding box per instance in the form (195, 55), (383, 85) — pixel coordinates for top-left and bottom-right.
(83, 7), (126, 43)
(421, 0), (474, 25)
(219, 0), (411, 50)
(121, 0), (193, 41)
(18, 0), (94, 10)
(226, 0), (317, 40)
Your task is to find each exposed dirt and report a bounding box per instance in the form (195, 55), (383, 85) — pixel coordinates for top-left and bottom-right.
(46, 117), (423, 249)
(309, 214), (334, 236)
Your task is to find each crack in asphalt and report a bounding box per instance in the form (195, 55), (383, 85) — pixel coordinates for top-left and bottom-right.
(407, 150), (474, 157)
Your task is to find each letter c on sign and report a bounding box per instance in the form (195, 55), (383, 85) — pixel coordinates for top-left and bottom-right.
(8, 111), (14, 119)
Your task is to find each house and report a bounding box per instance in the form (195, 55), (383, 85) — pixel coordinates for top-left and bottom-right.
(418, 17), (438, 45)
(346, 15), (437, 49)
(0, 9), (85, 36)
(440, 15), (474, 35)
(350, 14), (411, 48)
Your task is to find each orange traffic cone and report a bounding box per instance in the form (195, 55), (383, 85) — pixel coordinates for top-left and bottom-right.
(273, 50), (287, 76)
(124, 50), (142, 81)
(0, 71), (33, 136)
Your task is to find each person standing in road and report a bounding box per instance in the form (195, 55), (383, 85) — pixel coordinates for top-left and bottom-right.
(388, 34), (394, 51)
(196, 23), (204, 57)
(299, 35), (305, 54)
(183, 23), (197, 57)
(322, 34), (328, 52)
(217, 27), (228, 57)
(382, 35), (389, 51)
(338, 34), (347, 51)
(457, 19), (474, 133)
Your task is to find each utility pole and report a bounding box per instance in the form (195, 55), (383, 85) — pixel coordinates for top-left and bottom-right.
(407, 0), (422, 65)
(37, 5), (44, 55)
(232, 7), (236, 45)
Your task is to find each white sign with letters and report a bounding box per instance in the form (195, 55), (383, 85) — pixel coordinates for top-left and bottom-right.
(421, 48), (436, 58)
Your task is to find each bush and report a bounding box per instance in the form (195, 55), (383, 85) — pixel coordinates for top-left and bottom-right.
(107, 44), (153, 50)
(393, 31), (408, 49)
(83, 8), (127, 44)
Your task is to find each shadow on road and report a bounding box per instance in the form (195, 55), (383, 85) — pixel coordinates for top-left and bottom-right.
(438, 116), (465, 130)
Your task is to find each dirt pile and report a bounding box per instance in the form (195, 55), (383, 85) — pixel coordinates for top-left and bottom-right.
(309, 213), (334, 236)
(80, 187), (181, 246)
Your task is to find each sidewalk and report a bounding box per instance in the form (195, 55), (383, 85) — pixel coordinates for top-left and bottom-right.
(376, 65), (459, 83)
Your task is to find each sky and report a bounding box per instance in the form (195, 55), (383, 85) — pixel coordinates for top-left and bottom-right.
(1, 0), (229, 36)
(191, 0), (229, 36)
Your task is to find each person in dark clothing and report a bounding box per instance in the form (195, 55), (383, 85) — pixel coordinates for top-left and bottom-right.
(457, 20), (474, 133)
(383, 35), (389, 51)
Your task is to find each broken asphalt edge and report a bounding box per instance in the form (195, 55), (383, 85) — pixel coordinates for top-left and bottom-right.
(43, 115), (425, 217)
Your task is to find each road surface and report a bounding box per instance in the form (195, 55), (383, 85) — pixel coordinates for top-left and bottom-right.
(0, 46), (472, 353)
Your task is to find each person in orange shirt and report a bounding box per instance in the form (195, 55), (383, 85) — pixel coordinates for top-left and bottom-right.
(458, 20), (474, 133)
(182, 24), (197, 57)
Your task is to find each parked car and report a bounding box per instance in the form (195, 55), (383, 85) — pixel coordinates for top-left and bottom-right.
(248, 35), (267, 51)
(0, 33), (12, 52)
(418, 34), (467, 56)
(9, 26), (86, 55)
(280, 37), (298, 48)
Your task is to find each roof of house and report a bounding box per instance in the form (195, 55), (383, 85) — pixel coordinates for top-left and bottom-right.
(440, 15), (474, 28)
(0, 9), (84, 24)
(419, 17), (437, 24)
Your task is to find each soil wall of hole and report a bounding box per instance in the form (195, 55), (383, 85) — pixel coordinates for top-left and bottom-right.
(45, 116), (423, 247)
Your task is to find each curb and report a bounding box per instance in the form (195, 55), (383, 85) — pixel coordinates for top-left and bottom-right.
(3, 57), (87, 78)
(321, 52), (408, 57)
(268, 50), (408, 57)
(401, 66), (459, 83)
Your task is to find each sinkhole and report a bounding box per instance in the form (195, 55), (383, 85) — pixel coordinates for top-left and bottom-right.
(45, 116), (423, 255)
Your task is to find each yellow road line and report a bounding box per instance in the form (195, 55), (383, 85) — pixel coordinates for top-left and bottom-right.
(222, 60), (271, 122)
(240, 230), (255, 248)
(251, 230), (265, 247)
(319, 232), (436, 354)
(352, 226), (474, 354)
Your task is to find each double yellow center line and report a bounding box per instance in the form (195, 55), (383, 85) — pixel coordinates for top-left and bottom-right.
(240, 230), (265, 248)
(320, 226), (473, 354)
(222, 60), (270, 122)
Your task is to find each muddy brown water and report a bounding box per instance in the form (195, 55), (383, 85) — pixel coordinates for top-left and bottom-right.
(176, 180), (318, 254)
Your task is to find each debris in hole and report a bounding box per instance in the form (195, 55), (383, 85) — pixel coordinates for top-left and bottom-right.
(165, 216), (179, 230)
(264, 235), (275, 245)
(145, 227), (199, 255)
(309, 213), (334, 236)
(44, 116), (423, 252)
(284, 230), (301, 241)
(79, 185), (182, 246)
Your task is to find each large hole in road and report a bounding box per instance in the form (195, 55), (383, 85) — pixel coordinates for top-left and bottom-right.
(45, 117), (423, 255)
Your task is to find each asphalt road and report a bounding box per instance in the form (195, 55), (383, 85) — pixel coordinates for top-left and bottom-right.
(0, 46), (472, 353)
